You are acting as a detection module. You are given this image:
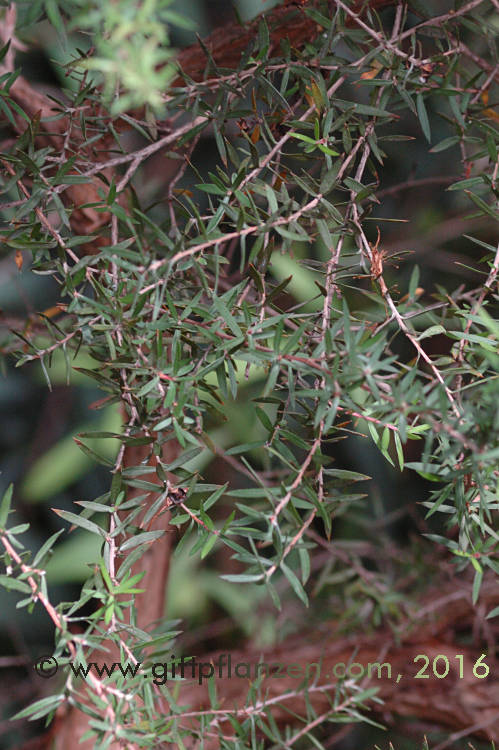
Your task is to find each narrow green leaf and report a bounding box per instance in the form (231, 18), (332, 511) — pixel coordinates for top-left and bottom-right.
(220, 573), (265, 583)
(12, 694), (64, 721)
(0, 483), (13, 528)
(51, 508), (106, 537)
(280, 561), (308, 606)
(33, 529), (64, 566)
(0, 575), (32, 593)
(416, 93), (431, 142)
(119, 530), (164, 552)
(472, 568), (483, 604)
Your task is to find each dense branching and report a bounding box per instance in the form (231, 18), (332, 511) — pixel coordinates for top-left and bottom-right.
(0, 1), (498, 747)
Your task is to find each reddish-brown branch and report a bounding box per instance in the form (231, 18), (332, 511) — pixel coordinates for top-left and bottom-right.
(173, 0), (395, 84)
(175, 576), (499, 748)
(46, 438), (181, 750)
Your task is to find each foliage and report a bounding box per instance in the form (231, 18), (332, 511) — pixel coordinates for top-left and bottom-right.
(0, 0), (498, 747)
(14, 0), (196, 113)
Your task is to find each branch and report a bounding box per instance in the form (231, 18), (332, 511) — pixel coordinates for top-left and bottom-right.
(176, 576), (499, 748)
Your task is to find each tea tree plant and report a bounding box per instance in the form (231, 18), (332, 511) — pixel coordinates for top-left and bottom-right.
(0, 0), (498, 747)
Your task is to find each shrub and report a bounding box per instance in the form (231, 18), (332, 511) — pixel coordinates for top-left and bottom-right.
(1, 1), (498, 747)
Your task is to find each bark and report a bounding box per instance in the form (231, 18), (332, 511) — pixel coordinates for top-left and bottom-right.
(173, 0), (394, 84)
(176, 576), (499, 747)
(45, 439), (181, 750)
